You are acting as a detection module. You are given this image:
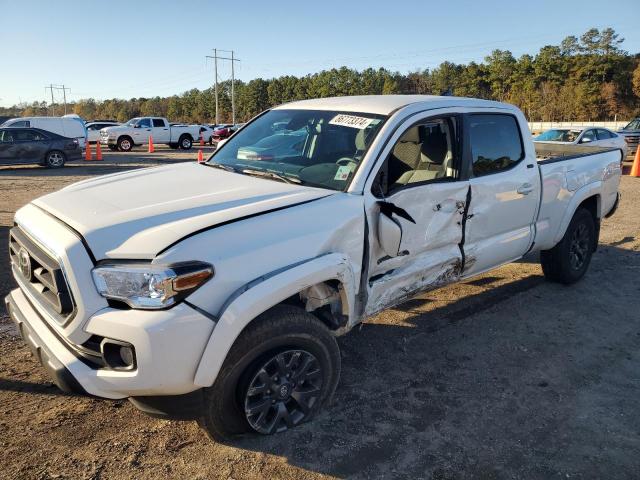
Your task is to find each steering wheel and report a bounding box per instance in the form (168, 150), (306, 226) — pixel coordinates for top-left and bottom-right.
(336, 157), (357, 167)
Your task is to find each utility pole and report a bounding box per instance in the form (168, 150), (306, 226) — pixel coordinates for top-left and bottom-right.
(206, 49), (240, 125)
(231, 50), (235, 125)
(46, 84), (56, 115)
(45, 84), (71, 115)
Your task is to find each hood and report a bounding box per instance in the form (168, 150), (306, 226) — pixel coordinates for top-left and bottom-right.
(33, 162), (332, 259)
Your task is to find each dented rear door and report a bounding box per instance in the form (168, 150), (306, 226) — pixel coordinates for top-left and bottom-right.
(461, 112), (539, 277)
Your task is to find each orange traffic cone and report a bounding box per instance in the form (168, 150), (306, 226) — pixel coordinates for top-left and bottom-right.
(630, 147), (640, 178)
(197, 149), (204, 163)
(85, 142), (92, 161)
(200, 133), (204, 147)
(95, 141), (103, 161)
(148, 135), (155, 153)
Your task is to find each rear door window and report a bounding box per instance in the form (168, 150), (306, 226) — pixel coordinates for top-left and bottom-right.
(9, 120), (30, 128)
(152, 118), (165, 127)
(13, 130), (43, 141)
(469, 114), (524, 176)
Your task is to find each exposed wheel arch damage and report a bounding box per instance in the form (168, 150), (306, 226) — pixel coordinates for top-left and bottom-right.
(193, 253), (357, 387)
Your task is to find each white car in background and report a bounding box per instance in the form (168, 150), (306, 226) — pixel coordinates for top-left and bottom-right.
(1, 116), (87, 149)
(534, 127), (628, 156)
(85, 121), (120, 143)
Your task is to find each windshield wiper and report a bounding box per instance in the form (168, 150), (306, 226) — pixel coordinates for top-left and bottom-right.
(240, 168), (302, 185)
(205, 162), (238, 173)
(204, 163), (302, 185)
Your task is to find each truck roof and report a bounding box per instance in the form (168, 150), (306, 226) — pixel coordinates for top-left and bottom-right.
(275, 95), (514, 116)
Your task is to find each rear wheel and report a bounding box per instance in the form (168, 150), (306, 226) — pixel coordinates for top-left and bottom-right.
(199, 305), (340, 440)
(179, 135), (193, 150)
(541, 208), (595, 284)
(44, 150), (66, 168)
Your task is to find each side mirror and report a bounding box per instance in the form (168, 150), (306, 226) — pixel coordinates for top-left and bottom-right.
(377, 213), (402, 257)
(581, 137), (592, 143)
(133, 124), (141, 129)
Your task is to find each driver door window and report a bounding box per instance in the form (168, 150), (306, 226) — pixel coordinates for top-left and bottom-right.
(580, 129), (596, 143)
(382, 117), (459, 195)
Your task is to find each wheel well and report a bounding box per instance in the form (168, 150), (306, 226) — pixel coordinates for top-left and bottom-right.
(577, 195), (601, 251)
(578, 195), (599, 220)
(118, 135), (133, 143)
(179, 133), (193, 141)
(279, 280), (349, 333)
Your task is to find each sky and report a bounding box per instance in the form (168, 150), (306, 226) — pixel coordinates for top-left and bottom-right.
(1, 0), (639, 108)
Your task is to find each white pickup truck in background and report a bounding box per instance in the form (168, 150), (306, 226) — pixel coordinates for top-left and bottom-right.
(100, 117), (202, 151)
(6, 95), (622, 441)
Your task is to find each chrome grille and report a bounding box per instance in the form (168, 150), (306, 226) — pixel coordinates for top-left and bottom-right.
(9, 226), (75, 323)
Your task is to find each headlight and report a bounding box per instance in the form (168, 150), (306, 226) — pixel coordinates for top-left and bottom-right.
(92, 261), (213, 309)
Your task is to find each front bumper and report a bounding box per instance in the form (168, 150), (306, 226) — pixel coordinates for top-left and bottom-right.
(100, 137), (117, 146)
(5, 287), (215, 400)
(6, 292), (88, 395)
(66, 149), (83, 161)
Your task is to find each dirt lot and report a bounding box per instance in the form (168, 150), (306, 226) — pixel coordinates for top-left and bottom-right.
(0, 149), (639, 479)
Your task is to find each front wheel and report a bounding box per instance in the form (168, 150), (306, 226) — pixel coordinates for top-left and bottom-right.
(45, 150), (66, 168)
(541, 207), (595, 284)
(117, 137), (133, 152)
(199, 305), (340, 440)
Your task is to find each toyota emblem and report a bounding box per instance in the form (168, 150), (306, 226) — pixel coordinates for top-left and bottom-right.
(18, 247), (32, 279)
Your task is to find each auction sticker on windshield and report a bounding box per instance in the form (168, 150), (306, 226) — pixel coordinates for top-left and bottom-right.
(329, 114), (375, 129)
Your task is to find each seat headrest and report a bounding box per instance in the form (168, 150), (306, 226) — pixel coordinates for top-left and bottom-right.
(420, 131), (448, 164)
(400, 127), (420, 143)
(355, 129), (366, 151)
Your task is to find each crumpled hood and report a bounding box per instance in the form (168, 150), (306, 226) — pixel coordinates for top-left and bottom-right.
(33, 162), (331, 259)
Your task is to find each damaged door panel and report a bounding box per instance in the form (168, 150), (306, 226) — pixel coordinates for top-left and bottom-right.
(365, 182), (469, 315)
(363, 114), (470, 316)
(461, 113), (540, 277)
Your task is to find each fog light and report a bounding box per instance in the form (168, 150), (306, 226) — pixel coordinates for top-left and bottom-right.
(101, 339), (136, 371)
(119, 345), (135, 366)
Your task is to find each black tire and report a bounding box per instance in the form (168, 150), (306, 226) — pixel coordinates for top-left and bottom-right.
(179, 135), (193, 150)
(169, 143), (179, 149)
(117, 136), (133, 152)
(44, 150), (66, 168)
(541, 208), (595, 284)
(199, 305), (340, 440)
(107, 145), (118, 151)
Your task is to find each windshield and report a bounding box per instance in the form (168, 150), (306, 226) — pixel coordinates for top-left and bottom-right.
(207, 109), (386, 191)
(535, 129), (582, 142)
(623, 119), (640, 130)
(124, 118), (141, 126)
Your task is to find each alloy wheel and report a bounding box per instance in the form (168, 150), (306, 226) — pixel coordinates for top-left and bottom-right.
(48, 152), (64, 167)
(244, 349), (322, 434)
(569, 222), (590, 270)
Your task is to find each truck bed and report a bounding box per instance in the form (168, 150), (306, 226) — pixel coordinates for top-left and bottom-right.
(534, 142), (622, 163)
(533, 144), (622, 251)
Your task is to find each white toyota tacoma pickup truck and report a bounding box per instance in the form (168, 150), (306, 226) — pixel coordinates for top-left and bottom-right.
(6, 96), (622, 439)
(100, 117), (202, 152)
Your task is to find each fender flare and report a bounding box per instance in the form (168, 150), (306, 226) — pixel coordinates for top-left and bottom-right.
(552, 181), (601, 245)
(193, 253), (357, 387)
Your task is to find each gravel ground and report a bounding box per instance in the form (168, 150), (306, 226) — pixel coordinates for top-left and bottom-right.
(0, 149), (639, 479)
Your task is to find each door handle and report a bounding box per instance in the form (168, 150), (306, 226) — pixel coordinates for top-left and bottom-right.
(517, 183), (534, 195)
